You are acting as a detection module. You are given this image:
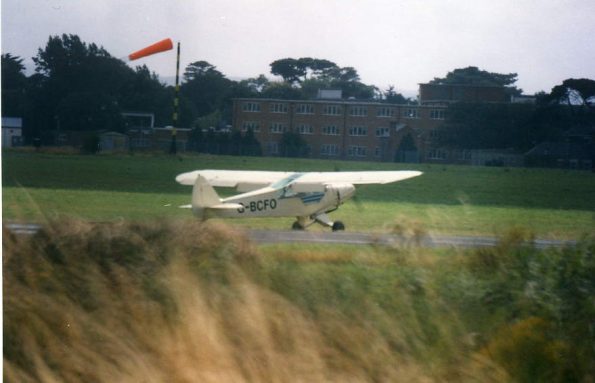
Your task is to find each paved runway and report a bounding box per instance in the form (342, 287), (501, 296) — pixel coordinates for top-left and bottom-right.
(6, 223), (576, 249)
(247, 229), (577, 249)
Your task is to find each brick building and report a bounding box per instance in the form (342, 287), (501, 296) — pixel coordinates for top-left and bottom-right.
(232, 98), (447, 163)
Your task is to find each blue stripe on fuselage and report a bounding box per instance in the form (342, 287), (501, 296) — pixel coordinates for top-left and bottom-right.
(300, 192), (325, 204)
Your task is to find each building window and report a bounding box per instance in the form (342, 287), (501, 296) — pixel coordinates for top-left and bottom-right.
(270, 123), (287, 134)
(270, 103), (288, 113)
(375, 127), (390, 137)
(297, 124), (314, 135)
(349, 106), (368, 117)
(427, 149), (447, 160)
(405, 108), (419, 119)
(323, 105), (342, 115)
(374, 147), (382, 157)
(296, 104), (315, 114)
(430, 109), (445, 119)
(376, 107), (395, 117)
(320, 144), (339, 156)
(242, 122), (260, 132)
(348, 145), (367, 157)
(322, 125), (340, 135)
(242, 102), (261, 112)
(348, 126), (368, 136)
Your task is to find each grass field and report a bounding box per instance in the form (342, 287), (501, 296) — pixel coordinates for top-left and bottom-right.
(3, 150), (595, 238)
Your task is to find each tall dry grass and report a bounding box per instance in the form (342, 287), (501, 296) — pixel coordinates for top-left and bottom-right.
(3, 219), (441, 382)
(4, 220), (593, 382)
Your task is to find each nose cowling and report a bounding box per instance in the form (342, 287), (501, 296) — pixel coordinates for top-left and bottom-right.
(327, 183), (356, 204)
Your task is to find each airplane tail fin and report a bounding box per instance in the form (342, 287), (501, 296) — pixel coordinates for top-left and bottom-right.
(192, 175), (221, 219)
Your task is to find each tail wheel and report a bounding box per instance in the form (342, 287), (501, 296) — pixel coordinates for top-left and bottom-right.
(332, 221), (345, 232)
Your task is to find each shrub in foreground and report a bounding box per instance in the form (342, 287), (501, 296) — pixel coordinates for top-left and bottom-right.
(3, 220), (594, 382)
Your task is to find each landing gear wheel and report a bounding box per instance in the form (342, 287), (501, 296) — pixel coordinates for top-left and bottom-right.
(292, 221), (305, 231)
(332, 221), (345, 232)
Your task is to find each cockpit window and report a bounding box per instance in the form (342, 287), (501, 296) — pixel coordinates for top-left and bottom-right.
(271, 173), (304, 189)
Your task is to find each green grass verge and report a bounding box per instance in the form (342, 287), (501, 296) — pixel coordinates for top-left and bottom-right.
(3, 150), (595, 238)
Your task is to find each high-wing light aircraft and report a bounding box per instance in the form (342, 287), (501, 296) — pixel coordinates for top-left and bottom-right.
(176, 170), (422, 231)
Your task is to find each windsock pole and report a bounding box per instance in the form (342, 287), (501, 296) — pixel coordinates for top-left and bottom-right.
(170, 42), (181, 155)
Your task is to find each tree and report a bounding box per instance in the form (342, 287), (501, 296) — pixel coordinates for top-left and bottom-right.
(122, 65), (183, 127)
(535, 78), (595, 141)
(547, 78), (595, 107)
(193, 110), (222, 131)
(2, 53), (26, 89)
(439, 103), (536, 150)
(431, 66), (522, 96)
(1, 53), (28, 116)
(237, 75), (270, 94)
(279, 131), (309, 157)
(183, 61), (223, 81)
(30, 35), (138, 135)
(320, 66), (359, 83)
(241, 128), (262, 156)
(261, 82), (304, 100)
(229, 129), (262, 156)
(307, 58), (337, 77)
(383, 86), (409, 104)
(181, 61), (232, 118)
(270, 58), (341, 85)
(312, 64), (376, 99)
(270, 58), (308, 84)
(23, 34), (183, 145)
(55, 91), (123, 132)
(32, 34), (134, 97)
(188, 127), (205, 152)
(268, 57), (378, 100)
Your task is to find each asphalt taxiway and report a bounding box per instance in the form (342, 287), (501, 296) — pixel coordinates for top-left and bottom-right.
(5, 223), (577, 249)
(247, 229), (576, 249)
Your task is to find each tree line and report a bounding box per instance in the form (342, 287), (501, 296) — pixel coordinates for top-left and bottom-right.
(1, 34), (409, 147)
(2, 34), (594, 153)
(435, 74), (595, 151)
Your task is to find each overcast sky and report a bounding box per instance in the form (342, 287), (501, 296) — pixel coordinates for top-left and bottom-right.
(2, 0), (594, 95)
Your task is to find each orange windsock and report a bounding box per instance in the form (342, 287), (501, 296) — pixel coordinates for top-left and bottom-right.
(128, 38), (173, 61)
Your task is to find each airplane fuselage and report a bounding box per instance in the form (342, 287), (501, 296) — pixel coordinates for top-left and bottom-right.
(196, 182), (355, 220)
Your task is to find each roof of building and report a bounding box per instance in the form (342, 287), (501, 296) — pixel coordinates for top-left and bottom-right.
(418, 83), (507, 88)
(232, 98), (436, 108)
(2, 117), (23, 128)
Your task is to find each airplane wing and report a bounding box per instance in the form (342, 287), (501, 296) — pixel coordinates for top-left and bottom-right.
(176, 169), (293, 190)
(293, 170), (422, 185)
(176, 169), (421, 191)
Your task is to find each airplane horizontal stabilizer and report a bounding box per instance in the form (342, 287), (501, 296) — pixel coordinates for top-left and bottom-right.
(209, 203), (244, 210)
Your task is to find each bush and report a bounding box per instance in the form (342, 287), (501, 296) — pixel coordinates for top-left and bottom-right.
(81, 134), (100, 154)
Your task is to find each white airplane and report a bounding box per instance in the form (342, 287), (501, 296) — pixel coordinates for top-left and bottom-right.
(176, 169), (422, 231)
